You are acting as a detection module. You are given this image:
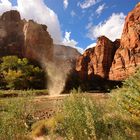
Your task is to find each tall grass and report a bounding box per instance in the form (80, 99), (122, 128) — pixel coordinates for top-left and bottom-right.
(111, 68), (140, 121)
(0, 95), (34, 140)
(54, 91), (135, 140)
(58, 93), (97, 140)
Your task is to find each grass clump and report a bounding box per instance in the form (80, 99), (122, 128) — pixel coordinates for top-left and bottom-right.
(114, 68), (140, 120)
(55, 92), (132, 140)
(109, 68), (140, 138)
(55, 91), (101, 140)
(0, 96), (34, 140)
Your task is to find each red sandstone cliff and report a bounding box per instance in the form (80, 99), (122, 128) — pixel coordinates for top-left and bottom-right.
(76, 3), (140, 82)
(109, 3), (140, 80)
(76, 37), (119, 80)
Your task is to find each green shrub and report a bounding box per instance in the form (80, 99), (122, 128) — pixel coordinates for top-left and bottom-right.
(55, 92), (99, 140)
(111, 68), (140, 121)
(109, 68), (140, 139)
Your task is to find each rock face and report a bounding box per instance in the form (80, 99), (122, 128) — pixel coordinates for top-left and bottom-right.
(109, 3), (140, 80)
(76, 36), (119, 80)
(0, 10), (53, 63)
(54, 44), (80, 61)
(23, 21), (53, 62)
(76, 3), (140, 88)
(0, 10), (24, 57)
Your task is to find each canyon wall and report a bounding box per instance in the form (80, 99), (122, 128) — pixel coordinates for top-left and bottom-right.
(109, 3), (140, 80)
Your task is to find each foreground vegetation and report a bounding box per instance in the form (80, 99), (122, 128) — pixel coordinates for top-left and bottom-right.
(0, 69), (140, 139)
(0, 96), (34, 140)
(32, 69), (140, 139)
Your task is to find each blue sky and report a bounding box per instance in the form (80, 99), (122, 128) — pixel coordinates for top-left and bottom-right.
(0, 0), (139, 53)
(44, 0), (139, 49)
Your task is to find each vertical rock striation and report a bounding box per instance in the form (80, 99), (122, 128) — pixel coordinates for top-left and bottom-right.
(109, 3), (140, 80)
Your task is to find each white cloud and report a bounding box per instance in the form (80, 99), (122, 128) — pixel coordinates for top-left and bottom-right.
(71, 10), (76, 17)
(96, 3), (106, 16)
(87, 13), (126, 41)
(85, 42), (96, 50)
(78, 0), (100, 9)
(16, 0), (62, 43)
(0, 0), (12, 13)
(0, 0), (62, 44)
(63, 32), (84, 54)
(63, 0), (68, 9)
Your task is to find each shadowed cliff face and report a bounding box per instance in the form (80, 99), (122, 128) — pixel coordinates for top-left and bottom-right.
(76, 3), (140, 87)
(0, 10), (25, 57)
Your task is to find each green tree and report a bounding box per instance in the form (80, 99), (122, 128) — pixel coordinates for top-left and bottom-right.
(0, 56), (45, 89)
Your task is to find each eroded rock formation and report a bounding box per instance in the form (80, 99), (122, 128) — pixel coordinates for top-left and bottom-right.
(76, 36), (119, 80)
(109, 3), (140, 80)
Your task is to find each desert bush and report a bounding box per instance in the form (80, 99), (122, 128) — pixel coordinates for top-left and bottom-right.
(0, 96), (34, 140)
(55, 92), (99, 140)
(109, 68), (140, 139)
(111, 68), (140, 121)
(0, 56), (45, 89)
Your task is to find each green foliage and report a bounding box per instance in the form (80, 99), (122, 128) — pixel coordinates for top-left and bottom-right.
(0, 56), (45, 89)
(0, 56), (20, 71)
(55, 92), (99, 140)
(0, 96), (34, 140)
(111, 68), (140, 123)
